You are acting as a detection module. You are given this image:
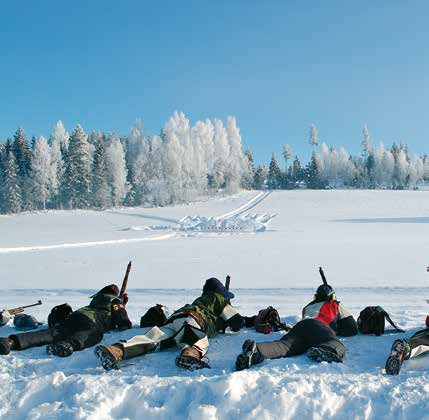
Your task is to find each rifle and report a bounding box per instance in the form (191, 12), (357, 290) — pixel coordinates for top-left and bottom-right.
(319, 267), (328, 286)
(7, 300), (42, 316)
(119, 261), (132, 302)
(222, 274), (231, 333)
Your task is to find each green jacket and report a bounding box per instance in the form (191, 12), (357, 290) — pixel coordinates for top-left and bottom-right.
(77, 293), (120, 333)
(174, 291), (231, 337)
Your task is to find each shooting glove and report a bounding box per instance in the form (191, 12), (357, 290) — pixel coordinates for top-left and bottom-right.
(0, 310), (11, 327)
(122, 293), (129, 306)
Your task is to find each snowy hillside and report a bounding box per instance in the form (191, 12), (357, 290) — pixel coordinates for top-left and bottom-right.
(1, 190), (429, 419)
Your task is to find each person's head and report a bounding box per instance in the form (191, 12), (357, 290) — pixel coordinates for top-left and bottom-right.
(314, 284), (336, 302)
(203, 278), (234, 300)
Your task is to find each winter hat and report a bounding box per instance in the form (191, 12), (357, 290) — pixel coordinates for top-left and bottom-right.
(13, 314), (43, 331)
(315, 284), (335, 301)
(203, 278), (234, 300)
(92, 284), (120, 297)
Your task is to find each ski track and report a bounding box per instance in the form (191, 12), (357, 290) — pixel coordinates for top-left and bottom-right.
(0, 192), (271, 255)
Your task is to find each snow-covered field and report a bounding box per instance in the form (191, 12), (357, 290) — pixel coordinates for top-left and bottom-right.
(1, 190), (429, 419)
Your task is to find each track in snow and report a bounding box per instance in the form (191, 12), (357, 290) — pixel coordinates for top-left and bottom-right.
(0, 192), (272, 254)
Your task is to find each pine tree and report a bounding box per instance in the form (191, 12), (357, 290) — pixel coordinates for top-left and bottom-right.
(291, 155), (304, 184)
(90, 134), (111, 208)
(306, 153), (325, 189)
(254, 165), (267, 189)
(13, 127), (33, 210)
(62, 124), (91, 209)
(2, 143), (21, 213)
(267, 154), (283, 189)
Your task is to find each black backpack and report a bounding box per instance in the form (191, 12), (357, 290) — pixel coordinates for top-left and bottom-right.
(140, 304), (169, 328)
(48, 303), (73, 328)
(357, 306), (404, 336)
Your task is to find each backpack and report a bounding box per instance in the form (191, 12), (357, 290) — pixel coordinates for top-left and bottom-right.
(250, 306), (290, 334)
(357, 306), (405, 336)
(48, 303), (73, 328)
(140, 304), (169, 328)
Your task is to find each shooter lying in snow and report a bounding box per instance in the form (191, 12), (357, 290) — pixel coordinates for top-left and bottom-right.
(0, 285), (131, 357)
(94, 277), (245, 371)
(235, 268), (358, 370)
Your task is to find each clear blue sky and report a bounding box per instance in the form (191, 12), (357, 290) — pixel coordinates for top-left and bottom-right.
(1, 1), (429, 164)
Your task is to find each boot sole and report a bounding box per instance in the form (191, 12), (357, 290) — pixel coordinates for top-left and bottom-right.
(235, 340), (257, 371)
(94, 345), (121, 371)
(385, 340), (406, 375)
(308, 347), (341, 363)
(175, 355), (210, 371)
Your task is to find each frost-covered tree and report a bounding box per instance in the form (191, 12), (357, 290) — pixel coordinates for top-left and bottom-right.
(291, 155), (304, 184)
(105, 134), (128, 206)
(2, 141), (21, 213)
(309, 124), (319, 151)
(62, 124), (91, 208)
(90, 134), (111, 209)
(31, 136), (52, 210)
(225, 116), (247, 192)
(49, 121), (69, 207)
(362, 125), (372, 159)
(211, 119), (230, 190)
(254, 164), (267, 189)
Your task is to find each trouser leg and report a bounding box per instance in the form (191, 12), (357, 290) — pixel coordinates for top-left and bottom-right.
(173, 317), (208, 356)
(55, 313), (103, 351)
(9, 328), (54, 351)
(407, 328), (429, 359)
(256, 322), (307, 360)
(305, 319), (345, 361)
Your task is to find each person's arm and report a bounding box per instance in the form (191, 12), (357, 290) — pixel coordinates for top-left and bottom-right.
(336, 303), (358, 336)
(220, 304), (245, 332)
(111, 298), (132, 331)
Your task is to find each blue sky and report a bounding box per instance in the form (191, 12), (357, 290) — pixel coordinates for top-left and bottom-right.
(1, 1), (428, 164)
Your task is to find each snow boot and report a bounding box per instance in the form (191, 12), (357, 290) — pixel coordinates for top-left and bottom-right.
(0, 338), (14, 355)
(307, 347), (342, 363)
(385, 339), (410, 375)
(94, 344), (124, 371)
(235, 339), (264, 371)
(175, 347), (210, 371)
(46, 341), (74, 357)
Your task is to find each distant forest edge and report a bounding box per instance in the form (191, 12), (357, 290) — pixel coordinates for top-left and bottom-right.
(0, 114), (427, 214)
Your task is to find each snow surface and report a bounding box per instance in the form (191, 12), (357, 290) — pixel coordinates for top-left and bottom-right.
(1, 190), (429, 419)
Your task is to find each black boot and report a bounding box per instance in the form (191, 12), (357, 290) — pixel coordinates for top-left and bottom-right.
(47, 341), (74, 357)
(307, 347), (342, 363)
(175, 347), (211, 371)
(385, 339), (410, 375)
(235, 340), (264, 371)
(0, 338), (14, 355)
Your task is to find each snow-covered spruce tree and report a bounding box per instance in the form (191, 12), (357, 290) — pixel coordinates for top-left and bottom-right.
(49, 120), (69, 208)
(254, 164), (268, 189)
(267, 154), (283, 189)
(2, 140), (21, 213)
(362, 125), (372, 160)
(31, 136), (52, 210)
(290, 155), (304, 184)
(306, 152), (326, 189)
(61, 124), (91, 209)
(105, 134), (128, 207)
(90, 133), (111, 209)
(242, 148), (255, 189)
(13, 127), (33, 210)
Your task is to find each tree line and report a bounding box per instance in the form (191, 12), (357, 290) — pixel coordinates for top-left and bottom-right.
(1, 119), (428, 215)
(259, 125), (429, 190)
(0, 112), (253, 214)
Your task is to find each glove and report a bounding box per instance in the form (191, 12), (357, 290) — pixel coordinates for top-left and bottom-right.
(0, 310), (11, 327)
(122, 293), (129, 306)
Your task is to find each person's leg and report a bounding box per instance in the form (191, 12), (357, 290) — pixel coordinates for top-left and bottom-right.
(386, 328), (429, 375)
(305, 320), (345, 363)
(235, 321), (307, 371)
(0, 328), (54, 355)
